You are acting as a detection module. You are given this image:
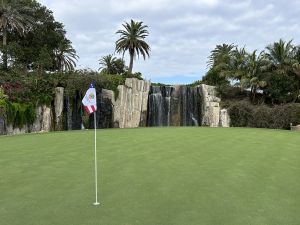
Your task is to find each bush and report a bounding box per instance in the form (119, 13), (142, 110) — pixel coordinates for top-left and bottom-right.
(228, 101), (300, 129)
(0, 100), (36, 128)
(227, 101), (254, 127)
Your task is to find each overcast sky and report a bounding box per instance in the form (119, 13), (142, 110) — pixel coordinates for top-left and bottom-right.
(39, 0), (300, 84)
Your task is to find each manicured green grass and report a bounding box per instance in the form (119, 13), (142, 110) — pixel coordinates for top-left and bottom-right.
(0, 127), (300, 225)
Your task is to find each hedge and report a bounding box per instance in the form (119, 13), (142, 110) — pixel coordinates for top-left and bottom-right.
(227, 101), (300, 129)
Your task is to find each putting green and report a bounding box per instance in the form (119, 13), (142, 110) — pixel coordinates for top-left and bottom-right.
(0, 127), (299, 225)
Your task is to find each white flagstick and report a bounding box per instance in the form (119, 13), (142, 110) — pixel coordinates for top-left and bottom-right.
(93, 111), (100, 206)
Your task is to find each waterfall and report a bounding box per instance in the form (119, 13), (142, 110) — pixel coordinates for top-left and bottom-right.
(147, 85), (202, 127)
(63, 96), (73, 130)
(147, 86), (173, 126)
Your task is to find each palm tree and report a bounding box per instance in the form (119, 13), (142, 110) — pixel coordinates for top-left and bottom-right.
(115, 19), (150, 74)
(208, 44), (235, 67)
(99, 54), (126, 75)
(265, 39), (294, 74)
(0, 0), (33, 69)
(241, 50), (268, 101)
(290, 46), (300, 101)
(231, 47), (248, 80)
(54, 39), (78, 72)
(207, 43), (236, 78)
(99, 54), (117, 74)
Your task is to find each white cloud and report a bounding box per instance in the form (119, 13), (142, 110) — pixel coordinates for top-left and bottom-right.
(38, 0), (300, 84)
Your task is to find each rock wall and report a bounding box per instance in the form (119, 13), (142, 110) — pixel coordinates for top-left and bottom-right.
(54, 87), (64, 131)
(89, 89), (115, 129)
(31, 105), (53, 132)
(200, 84), (221, 127)
(113, 78), (150, 128)
(41, 105), (53, 132)
(0, 78), (230, 136)
(1, 104), (53, 136)
(0, 115), (6, 135)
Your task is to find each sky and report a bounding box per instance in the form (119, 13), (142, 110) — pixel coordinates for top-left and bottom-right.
(38, 0), (300, 84)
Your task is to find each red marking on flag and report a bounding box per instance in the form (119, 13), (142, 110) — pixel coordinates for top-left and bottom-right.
(91, 105), (96, 112)
(84, 106), (91, 114)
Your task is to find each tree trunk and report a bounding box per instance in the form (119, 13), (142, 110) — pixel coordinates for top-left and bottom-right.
(250, 86), (254, 102)
(294, 79), (300, 102)
(128, 51), (134, 74)
(252, 87), (256, 103)
(2, 29), (8, 70)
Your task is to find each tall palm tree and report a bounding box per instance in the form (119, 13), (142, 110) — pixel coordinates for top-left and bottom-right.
(265, 39), (294, 74)
(241, 50), (268, 101)
(208, 43), (235, 67)
(231, 47), (248, 80)
(207, 43), (235, 78)
(115, 19), (150, 74)
(54, 39), (78, 72)
(0, 0), (33, 69)
(291, 46), (300, 101)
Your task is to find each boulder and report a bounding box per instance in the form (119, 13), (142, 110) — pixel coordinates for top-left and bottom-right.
(219, 108), (230, 127)
(291, 124), (300, 131)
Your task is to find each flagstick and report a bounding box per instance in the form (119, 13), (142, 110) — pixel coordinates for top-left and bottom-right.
(93, 111), (100, 206)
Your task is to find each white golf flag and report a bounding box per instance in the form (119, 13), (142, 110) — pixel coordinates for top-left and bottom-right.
(82, 83), (97, 114)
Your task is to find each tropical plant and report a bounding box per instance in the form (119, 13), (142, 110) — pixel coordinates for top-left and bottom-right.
(115, 19), (150, 74)
(0, 85), (7, 100)
(0, 0), (33, 69)
(54, 39), (78, 72)
(241, 50), (268, 101)
(208, 44), (235, 68)
(231, 47), (248, 80)
(265, 39), (294, 74)
(99, 54), (126, 75)
(290, 46), (300, 101)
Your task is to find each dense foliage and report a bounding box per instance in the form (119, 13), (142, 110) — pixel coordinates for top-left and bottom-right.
(0, 1), (146, 128)
(0, 0), (78, 72)
(226, 101), (300, 129)
(203, 40), (300, 104)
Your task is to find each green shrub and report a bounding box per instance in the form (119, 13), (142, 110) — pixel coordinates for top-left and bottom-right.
(227, 101), (254, 127)
(228, 101), (300, 129)
(0, 100), (36, 128)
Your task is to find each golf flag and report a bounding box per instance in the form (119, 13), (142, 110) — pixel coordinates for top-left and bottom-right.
(82, 83), (97, 114)
(82, 82), (100, 206)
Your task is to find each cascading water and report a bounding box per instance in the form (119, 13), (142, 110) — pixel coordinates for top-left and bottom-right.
(63, 96), (73, 130)
(147, 86), (173, 126)
(147, 85), (202, 126)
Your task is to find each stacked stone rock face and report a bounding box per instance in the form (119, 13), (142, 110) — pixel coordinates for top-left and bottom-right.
(32, 105), (53, 132)
(113, 78), (150, 128)
(54, 87), (64, 131)
(0, 78), (230, 135)
(96, 89), (115, 128)
(200, 84), (230, 127)
(1, 105), (53, 135)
